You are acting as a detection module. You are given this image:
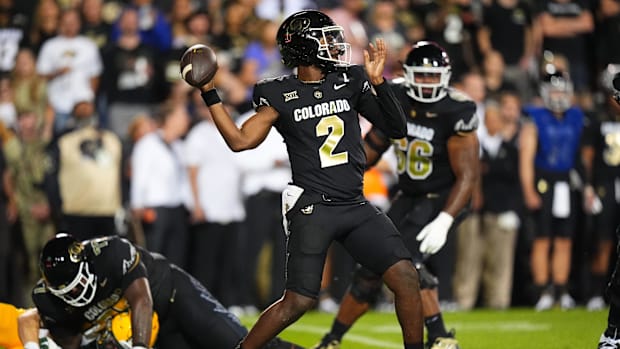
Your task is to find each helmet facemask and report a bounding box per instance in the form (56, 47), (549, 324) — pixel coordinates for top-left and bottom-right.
(312, 25), (351, 68)
(541, 74), (573, 114)
(404, 65), (451, 103)
(47, 261), (98, 307)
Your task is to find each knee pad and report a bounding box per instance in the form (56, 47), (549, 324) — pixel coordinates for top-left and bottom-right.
(349, 268), (383, 304)
(414, 262), (438, 290)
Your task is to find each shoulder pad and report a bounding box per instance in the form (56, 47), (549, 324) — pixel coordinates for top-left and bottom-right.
(448, 88), (473, 102)
(255, 75), (290, 87)
(390, 77), (406, 86)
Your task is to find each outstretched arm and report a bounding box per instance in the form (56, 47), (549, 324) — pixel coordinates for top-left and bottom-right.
(124, 277), (153, 349)
(199, 82), (279, 152)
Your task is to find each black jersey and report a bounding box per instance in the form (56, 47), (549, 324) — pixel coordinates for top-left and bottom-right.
(582, 115), (620, 180)
(370, 83), (477, 196)
(252, 65), (406, 199)
(33, 236), (169, 340)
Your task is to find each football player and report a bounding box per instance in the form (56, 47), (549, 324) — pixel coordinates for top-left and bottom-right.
(196, 9), (424, 349)
(520, 70), (584, 311)
(596, 72), (620, 349)
(313, 41), (479, 349)
(0, 302), (26, 349)
(20, 233), (303, 349)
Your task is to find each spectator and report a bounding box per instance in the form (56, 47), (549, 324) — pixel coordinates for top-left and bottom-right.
(519, 70), (585, 311)
(482, 50), (517, 101)
(237, 20), (289, 111)
(325, 0), (369, 65)
(11, 48), (54, 141)
(36, 9), (103, 134)
(597, 0), (620, 67)
(45, 98), (123, 241)
(0, 0), (29, 73)
(254, 0), (316, 21)
(130, 102), (190, 268)
(110, 0), (173, 52)
(478, 0), (535, 102)
(366, 0), (406, 79)
(28, 0), (60, 55)
(3, 110), (54, 302)
(101, 7), (165, 140)
(535, 0), (594, 98)
(454, 94), (523, 310)
(169, 0), (194, 49)
(79, 0), (112, 50)
(184, 91), (246, 310)
(235, 110), (291, 310)
(121, 113), (156, 246)
(0, 74), (16, 130)
(416, 0), (481, 81)
(0, 138), (14, 302)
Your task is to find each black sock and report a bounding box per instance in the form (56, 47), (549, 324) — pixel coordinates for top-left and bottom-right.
(330, 319), (351, 341)
(607, 303), (620, 337)
(425, 313), (448, 340)
(555, 284), (569, 297)
(404, 343), (424, 349)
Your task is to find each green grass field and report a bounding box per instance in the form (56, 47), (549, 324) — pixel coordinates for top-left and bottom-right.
(240, 307), (608, 349)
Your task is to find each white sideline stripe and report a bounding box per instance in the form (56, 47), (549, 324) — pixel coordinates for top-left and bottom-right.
(286, 324), (401, 348)
(355, 321), (551, 333)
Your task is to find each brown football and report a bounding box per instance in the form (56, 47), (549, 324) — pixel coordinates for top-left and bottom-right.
(180, 44), (218, 87)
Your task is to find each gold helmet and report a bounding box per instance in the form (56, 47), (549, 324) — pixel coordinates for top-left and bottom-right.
(110, 311), (159, 348)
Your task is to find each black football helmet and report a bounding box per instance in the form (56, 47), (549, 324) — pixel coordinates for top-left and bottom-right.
(277, 10), (351, 70)
(540, 70), (573, 113)
(40, 233), (97, 307)
(403, 41), (452, 103)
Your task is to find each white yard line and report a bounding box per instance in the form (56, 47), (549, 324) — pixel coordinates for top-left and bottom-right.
(284, 320), (551, 348)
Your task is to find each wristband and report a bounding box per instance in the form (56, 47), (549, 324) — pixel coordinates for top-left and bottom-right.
(201, 89), (221, 107)
(24, 342), (40, 349)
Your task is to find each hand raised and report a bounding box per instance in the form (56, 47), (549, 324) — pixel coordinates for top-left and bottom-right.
(363, 38), (387, 85)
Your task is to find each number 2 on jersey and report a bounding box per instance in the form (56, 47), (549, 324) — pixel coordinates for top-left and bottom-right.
(316, 115), (348, 168)
(394, 138), (434, 179)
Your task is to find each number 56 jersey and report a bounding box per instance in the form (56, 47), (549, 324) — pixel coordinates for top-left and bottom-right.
(252, 65), (405, 200)
(378, 83), (478, 197)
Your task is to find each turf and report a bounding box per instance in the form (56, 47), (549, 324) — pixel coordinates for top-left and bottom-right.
(240, 307), (608, 349)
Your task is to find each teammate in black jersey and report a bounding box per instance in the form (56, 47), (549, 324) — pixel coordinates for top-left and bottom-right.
(596, 72), (620, 349)
(313, 41), (479, 349)
(196, 9), (423, 349)
(21, 233), (303, 349)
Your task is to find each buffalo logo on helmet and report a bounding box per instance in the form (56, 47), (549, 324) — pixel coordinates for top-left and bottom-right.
(69, 242), (84, 263)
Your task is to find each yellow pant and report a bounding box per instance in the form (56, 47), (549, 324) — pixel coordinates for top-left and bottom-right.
(0, 303), (24, 349)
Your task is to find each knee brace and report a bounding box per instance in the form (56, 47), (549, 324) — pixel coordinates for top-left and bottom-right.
(349, 267), (383, 304)
(414, 262), (439, 290)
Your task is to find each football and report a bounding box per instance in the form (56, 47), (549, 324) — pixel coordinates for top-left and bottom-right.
(180, 44), (218, 87)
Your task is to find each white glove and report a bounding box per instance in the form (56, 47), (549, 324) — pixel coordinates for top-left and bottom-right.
(416, 212), (454, 255)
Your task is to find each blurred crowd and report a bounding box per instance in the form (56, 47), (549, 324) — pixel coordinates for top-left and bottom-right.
(0, 0), (619, 318)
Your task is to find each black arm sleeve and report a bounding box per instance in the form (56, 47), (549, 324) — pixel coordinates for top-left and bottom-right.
(358, 81), (407, 139)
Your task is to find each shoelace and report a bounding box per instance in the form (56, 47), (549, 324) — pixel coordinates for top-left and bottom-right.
(600, 336), (620, 349)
